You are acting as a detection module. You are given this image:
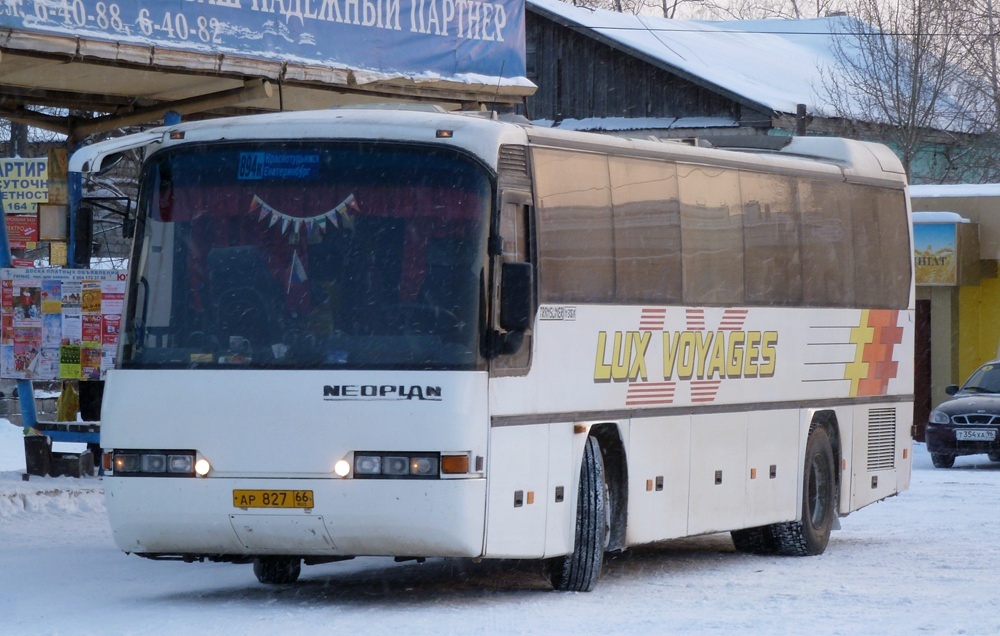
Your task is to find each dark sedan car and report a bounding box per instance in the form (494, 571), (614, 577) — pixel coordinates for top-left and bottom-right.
(926, 360), (1000, 468)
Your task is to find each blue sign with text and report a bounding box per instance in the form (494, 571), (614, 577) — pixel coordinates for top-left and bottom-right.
(0, 0), (526, 81)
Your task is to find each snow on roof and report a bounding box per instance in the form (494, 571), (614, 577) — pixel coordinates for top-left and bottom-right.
(910, 183), (1000, 198)
(528, 0), (873, 117)
(912, 211), (971, 223)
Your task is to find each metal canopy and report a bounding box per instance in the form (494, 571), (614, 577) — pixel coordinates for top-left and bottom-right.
(0, 33), (534, 139)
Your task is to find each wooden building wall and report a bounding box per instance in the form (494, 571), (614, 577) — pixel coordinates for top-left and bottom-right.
(525, 12), (766, 126)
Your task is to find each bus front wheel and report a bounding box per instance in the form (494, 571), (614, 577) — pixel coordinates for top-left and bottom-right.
(549, 435), (607, 592)
(253, 556), (302, 584)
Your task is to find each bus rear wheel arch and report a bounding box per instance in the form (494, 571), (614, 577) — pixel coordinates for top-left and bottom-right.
(732, 424), (838, 557)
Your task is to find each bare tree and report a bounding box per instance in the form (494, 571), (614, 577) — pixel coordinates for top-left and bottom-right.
(570, 0), (716, 18)
(685, 0), (849, 19)
(938, 0), (1000, 182)
(0, 113), (64, 157)
(819, 0), (974, 182)
(660, 0), (711, 18)
(570, 0), (648, 15)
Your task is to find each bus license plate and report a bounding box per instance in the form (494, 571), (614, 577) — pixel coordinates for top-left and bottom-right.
(956, 429), (997, 441)
(233, 489), (314, 509)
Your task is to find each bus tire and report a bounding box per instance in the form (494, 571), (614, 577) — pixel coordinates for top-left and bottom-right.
(253, 556), (302, 584)
(931, 453), (956, 468)
(770, 427), (837, 557)
(550, 436), (606, 592)
(731, 526), (776, 555)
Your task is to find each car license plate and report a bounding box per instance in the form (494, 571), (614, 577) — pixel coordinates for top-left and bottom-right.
(956, 429), (997, 441)
(233, 489), (314, 509)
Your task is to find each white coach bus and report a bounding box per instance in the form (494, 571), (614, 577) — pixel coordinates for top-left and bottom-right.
(71, 107), (913, 591)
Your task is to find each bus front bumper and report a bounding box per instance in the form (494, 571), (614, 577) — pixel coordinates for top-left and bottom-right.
(105, 475), (488, 559)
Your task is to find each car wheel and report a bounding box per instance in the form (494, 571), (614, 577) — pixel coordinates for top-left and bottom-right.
(931, 453), (955, 468)
(988, 452), (1000, 462)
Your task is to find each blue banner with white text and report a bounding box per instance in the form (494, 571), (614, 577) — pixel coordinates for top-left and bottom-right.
(0, 0), (526, 81)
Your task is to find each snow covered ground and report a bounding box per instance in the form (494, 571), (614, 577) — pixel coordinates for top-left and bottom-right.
(2, 418), (998, 636)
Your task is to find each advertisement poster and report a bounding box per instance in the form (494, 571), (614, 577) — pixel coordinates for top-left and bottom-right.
(0, 269), (127, 380)
(914, 223), (957, 285)
(6, 214), (39, 249)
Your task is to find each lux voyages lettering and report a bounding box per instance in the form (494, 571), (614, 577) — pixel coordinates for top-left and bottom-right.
(663, 330), (777, 380)
(593, 330), (778, 382)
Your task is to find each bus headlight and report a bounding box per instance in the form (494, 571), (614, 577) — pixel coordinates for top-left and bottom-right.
(410, 456), (438, 476)
(168, 454), (194, 474)
(140, 454), (167, 473)
(383, 456), (409, 475)
(354, 455), (382, 475)
(333, 459), (352, 477)
(194, 458), (211, 476)
(352, 452), (441, 479)
(112, 450), (198, 476)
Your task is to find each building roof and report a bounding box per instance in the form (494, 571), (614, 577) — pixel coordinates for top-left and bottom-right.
(528, 0), (870, 117)
(911, 184), (1000, 199)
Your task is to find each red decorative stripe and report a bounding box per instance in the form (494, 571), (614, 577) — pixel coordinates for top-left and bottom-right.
(639, 307), (667, 331)
(719, 309), (749, 331)
(626, 381), (676, 406)
(686, 308), (706, 331)
(690, 380), (722, 403)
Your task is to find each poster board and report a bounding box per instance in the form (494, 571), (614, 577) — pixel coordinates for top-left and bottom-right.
(0, 157), (48, 214)
(0, 269), (127, 380)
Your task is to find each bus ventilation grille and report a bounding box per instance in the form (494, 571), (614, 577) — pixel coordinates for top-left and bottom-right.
(498, 145), (531, 190)
(867, 408), (897, 471)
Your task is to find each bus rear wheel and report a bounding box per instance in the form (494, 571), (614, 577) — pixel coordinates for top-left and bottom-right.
(549, 436), (606, 592)
(770, 427), (837, 556)
(730, 525), (777, 555)
(253, 556), (302, 584)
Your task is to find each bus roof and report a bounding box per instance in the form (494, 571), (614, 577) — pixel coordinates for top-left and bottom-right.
(71, 107), (907, 188)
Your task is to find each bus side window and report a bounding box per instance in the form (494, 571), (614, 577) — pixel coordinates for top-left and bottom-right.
(493, 196), (533, 374)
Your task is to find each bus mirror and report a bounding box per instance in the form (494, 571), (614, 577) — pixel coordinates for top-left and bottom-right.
(500, 262), (533, 332)
(97, 151), (125, 175)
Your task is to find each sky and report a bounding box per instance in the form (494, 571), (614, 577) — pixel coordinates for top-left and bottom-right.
(3, 418), (1000, 635)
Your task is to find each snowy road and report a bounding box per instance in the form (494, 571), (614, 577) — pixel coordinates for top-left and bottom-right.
(2, 421), (998, 636)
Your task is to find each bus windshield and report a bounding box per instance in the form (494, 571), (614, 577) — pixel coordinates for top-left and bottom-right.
(123, 141), (491, 370)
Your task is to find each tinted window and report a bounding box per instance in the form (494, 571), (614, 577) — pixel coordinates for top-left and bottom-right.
(126, 142), (491, 370)
(534, 148), (614, 303)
